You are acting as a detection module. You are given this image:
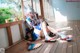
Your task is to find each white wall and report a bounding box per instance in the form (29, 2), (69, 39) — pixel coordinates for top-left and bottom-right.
(52, 0), (80, 20)
(22, 23), (26, 37)
(43, 0), (80, 21)
(43, 0), (55, 21)
(0, 23), (26, 48)
(11, 25), (21, 43)
(0, 28), (9, 48)
(66, 2), (80, 20)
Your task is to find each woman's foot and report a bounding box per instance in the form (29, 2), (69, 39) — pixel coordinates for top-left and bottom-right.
(66, 35), (73, 42)
(45, 37), (56, 42)
(60, 35), (73, 42)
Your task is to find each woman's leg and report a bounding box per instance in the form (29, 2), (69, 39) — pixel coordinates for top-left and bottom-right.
(47, 26), (72, 40)
(41, 21), (55, 40)
(47, 26), (58, 34)
(47, 26), (72, 33)
(33, 28), (41, 40)
(41, 21), (72, 41)
(47, 26), (67, 38)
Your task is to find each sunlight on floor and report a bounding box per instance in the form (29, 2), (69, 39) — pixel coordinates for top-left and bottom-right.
(68, 45), (73, 48)
(54, 8), (68, 23)
(57, 39), (67, 43)
(57, 27), (73, 31)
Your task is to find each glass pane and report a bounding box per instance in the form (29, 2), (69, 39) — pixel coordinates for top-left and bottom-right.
(23, 0), (41, 16)
(0, 0), (21, 12)
(33, 0), (41, 15)
(23, 0), (32, 15)
(0, 0), (22, 24)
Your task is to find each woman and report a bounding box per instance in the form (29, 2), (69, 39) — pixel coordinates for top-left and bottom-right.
(25, 10), (72, 42)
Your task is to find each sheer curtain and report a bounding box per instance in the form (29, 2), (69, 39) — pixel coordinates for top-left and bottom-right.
(33, 0), (41, 16)
(42, 0), (55, 22)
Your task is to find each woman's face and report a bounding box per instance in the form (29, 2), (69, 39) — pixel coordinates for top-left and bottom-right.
(29, 12), (35, 18)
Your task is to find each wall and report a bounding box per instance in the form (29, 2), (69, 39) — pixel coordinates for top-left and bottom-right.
(0, 28), (9, 48)
(11, 25), (21, 43)
(43, 0), (55, 21)
(22, 23), (26, 37)
(0, 25), (21, 48)
(43, 0), (80, 21)
(0, 23), (26, 48)
(66, 2), (80, 20)
(52, 0), (80, 20)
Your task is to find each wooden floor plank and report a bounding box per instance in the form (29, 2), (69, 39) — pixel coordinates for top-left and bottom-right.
(66, 21), (73, 53)
(28, 43), (45, 53)
(67, 36), (73, 53)
(5, 20), (80, 53)
(6, 40), (28, 53)
(75, 21), (80, 53)
(67, 21), (78, 53)
(38, 43), (49, 53)
(50, 42), (59, 53)
(43, 43), (53, 53)
(72, 21), (78, 53)
(77, 38), (80, 53)
(55, 42), (63, 53)
(33, 43), (45, 53)
(61, 42), (67, 53)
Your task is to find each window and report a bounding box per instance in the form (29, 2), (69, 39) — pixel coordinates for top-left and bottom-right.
(33, 0), (41, 16)
(0, 0), (22, 24)
(23, 0), (41, 16)
(23, 0), (32, 15)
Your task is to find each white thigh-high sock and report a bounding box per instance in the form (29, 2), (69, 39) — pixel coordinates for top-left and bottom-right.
(33, 28), (41, 39)
(41, 21), (51, 40)
(57, 32), (67, 39)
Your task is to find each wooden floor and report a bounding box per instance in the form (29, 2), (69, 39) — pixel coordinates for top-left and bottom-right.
(6, 20), (80, 53)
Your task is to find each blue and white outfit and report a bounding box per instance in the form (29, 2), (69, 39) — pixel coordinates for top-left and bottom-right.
(26, 16), (41, 41)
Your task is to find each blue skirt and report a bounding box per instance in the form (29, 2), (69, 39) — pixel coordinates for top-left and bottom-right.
(32, 24), (41, 41)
